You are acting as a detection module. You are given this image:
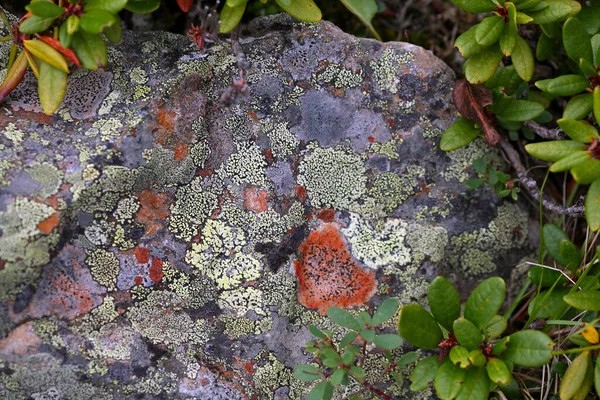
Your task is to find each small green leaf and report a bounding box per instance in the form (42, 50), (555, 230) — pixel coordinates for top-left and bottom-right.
(486, 359), (512, 387)
(594, 86), (600, 126)
(275, 0), (322, 23)
(495, 100), (545, 121)
(502, 330), (554, 367)
(372, 334), (402, 350)
(410, 356), (438, 391)
(428, 277), (460, 332)
(586, 179), (600, 231)
(466, 178), (484, 189)
(371, 298), (399, 326)
(493, 336), (510, 355)
(550, 150), (590, 172)
(71, 30), (107, 70)
(453, 318), (483, 351)
(307, 380), (334, 400)
(294, 364), (322, 382)
(525, 140), (586, 162)
(468, 349), (487, 367)
(558, 117), (600, 142)
(124, 0), (160, 14)
(85, 0), (128, 14)
(466, 45), (503, 84)
(516, 12), (533, 24)
(321, 348), (343, 367)
(543, 223), (571, 265)
(103, 13), (122, 43)
(483, 314), (507, 340)
(563, 17), (593, 65)
(564, 93), (593, 120)
(536, 75), (590, 96)
(398, 304), (443, 350)
(595, 353), (600, 397)
(440, 118), (481, 151)
(560, 238), (582, 271)
(464, 277), (506, 329)
(79, 9), (115, 34)
(528, 288), (569, 319)
(339, 0), (381, 41)
(434, 360), (466, 400)
(38, 61), (67, 115)
(308, 325), (327, 339)
(516, 0), (542, 11)
(398, 351), (419, 368)
(593, 34), (600, 66)
(20, 15), (57, 34)
(350, 365), (365, 381)
(219, 0), (247, 33)
(359, 328), (375, 342)
(500, 4), (517, 56)
(330, 368), (347, 385)
(26, 1), (64, 19)
(536, 32), (554, 60)
(450, 346), (471, 368)
(455, 26), (484, 58)
(66, 15), (79, 35)
(564, 291), (600, 311)
(59, 22), (73, 48)
(326, 307), (361, 331)
(339, 331), (358, 348)
(559, 351), (591, 400)
(577, 5), (600, 35)
(571, 158), (600, 184)
(456, 367), (490, 400)
(511, 36), (534, 81)
(226, 0), (248, 6)
(449, 0), (496, 13)
(529, 0), (572, 24)
(475, 16), (505, 46)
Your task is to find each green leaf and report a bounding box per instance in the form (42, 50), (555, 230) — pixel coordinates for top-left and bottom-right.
(511, 36), (534, 81)
(330, 368), (347, 385)
(371, 298), (399, 326)
(543, 223), (571, 265)
(275, 0), (322, 23)
(586, 179), (600, 231)
(525, 140), (586, 162)
(294, 364), (322, 382)
(79, 9), (115, 34)
(339, 331), (358, 348)
(453, 318), (483, 351)
(456, 367), (490, 400)
(20, 15), (57, 34)
(103, 13), (122, 43)
(493, 336), (510, 355)
(466, 45), (503, 84)
(339, 0), (382, 41)
(468, 349), (487, 367)
(536, 32), (554, 60)
(538, 75), (591, 97)
(372, 334), (402, 350)
(455, 26), (484, 58)
(563, 291), (600, 311)
(558, 117), (600, 142)
(85, 0), (128, 14)
(500, 4), (517, 56)
(528, 288), (569, 319)
(577, 6), (600, 35)
(124, 0), (160, 14)
(529, 0), (573, 24)
(560, 239), (582, 271)
(326, 307), (361, 331)
(466, 178), (484, 189)
(595, 353), (600, 397)
(563, 93), (593, 120)
(359, 328), (375, 342)
(486, 359), (512, 387)
(475, 16), (505, 46)
(594, 86), (600, 126)
(559, 351), (591, 400)
(341, 345), (360, 364)
(321, 348), (343, 368)
(26, 1), (64, 19)
(495, 100), (545, 121)
(226, 0), (248, 6)
(356, 311), (372, 327)
(398, 351), (419, 368)
(549, 150), (590, 172)
(464, 277), (506, 329)
(350, 365), (365, 381)
(0, 50), (28, 103)
(434, 360), (466, 400)
(38, 61), (67, 115)
(440, 118), (481, 151)
(398, 304), (443, 350)
(23, 39), (69, 73)
(540, 21), (561, 38)
(563, 17), (593, 65)
(66, 15), (79, 35)
(428, 276), (461, 332)
(410, 356), (439, 391)
(449, 0), (496, 13)
(219, 0), (247, 33)
(593, 34), (600, 66)
(71, 30), (107, 70)
(59, 22), (73, 48)
(307, 380), (334, 400)
(502, 330), (554, 367)
(308, 324), (327, 339)
(482, 314), (507, 340)
(571, 158), (600, 184)
(516, 0), (542, 11)
(450, 346), (471, 368)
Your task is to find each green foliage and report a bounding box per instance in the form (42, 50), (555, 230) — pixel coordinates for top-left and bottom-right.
(466, 156), (521, 200)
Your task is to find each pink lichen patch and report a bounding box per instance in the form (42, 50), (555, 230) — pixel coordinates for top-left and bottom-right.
(149, 258), (163, 283)
(134, 247), (151, 264)
(0, 322), (41, 360)
(293, 223), (377, 314)
(243, 187), (268, 213)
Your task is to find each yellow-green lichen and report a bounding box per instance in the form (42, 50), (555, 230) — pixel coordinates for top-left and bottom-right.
(312, 63), (363, 89)
(26, 163), (63, 199)
(370, 48), (413, 94)
(406, 224), (448, 263)
(218, 286), (266, 317)
(169, 177), (218, 240)
(217, 141), (269, 186)
(265, 122), (299, 158)
(369, 139), (399, 159)
(86, 249), (119, 291)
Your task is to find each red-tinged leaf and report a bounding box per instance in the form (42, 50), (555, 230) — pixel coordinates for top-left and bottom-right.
(177, 0), (194, 12)
(35, 34), (82, 67)
(0, 51), (28, 103)
(453, 79), (501, 146)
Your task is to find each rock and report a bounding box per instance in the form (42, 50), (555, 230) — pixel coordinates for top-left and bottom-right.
(0, 13), (530, 399)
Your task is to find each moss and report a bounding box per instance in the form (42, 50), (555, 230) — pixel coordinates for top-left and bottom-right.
(342, 214), (411, 270)
(86, 249), (119, 291)
(298, 147), (366, 210)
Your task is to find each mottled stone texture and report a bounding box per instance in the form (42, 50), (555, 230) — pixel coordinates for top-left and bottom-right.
(0, 13), (530, 399)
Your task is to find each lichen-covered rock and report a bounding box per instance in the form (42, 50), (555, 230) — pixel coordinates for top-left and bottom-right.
(0, 13), (530, 399)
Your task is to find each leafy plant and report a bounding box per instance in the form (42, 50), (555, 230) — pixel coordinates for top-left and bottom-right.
(466, 155), (521, 200)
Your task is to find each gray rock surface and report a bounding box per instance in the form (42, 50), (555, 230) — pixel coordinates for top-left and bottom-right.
(0, 13), (530, 399)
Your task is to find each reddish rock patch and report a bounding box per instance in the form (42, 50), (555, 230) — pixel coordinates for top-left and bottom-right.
(134, 247), (151, 264)
(243, 187), (268, 213)
(293, 223), (377, 314)
(149, 258), (163, 283)
(316, 208), (335, 222)
(136, 190), (172, 236)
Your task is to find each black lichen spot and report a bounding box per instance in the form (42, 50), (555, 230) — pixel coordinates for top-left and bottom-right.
(255, 224), (307, 272)
(398, 74), (424, 101)
(147, 341), (170, 363)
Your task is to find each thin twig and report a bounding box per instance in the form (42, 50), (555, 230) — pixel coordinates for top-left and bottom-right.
(524, 121), (567, 140)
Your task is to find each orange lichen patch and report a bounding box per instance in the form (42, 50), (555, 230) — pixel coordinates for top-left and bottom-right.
(246, 110), (259, 123)
(134, 247), (151, 264)
(134, 276), (143, 286)
(296, 185), (307, 203)
(294, 223), (377, 314)
(37, 211), (61, 234)
(155, 108), (177, 141)
(136, 190), (172, 236)
(173, 142), (188, 160)
(0, 322), (41, 360)
(243, 187), (268, 213)
(149, 258), (163, 283)
(316, 208), (335, 222)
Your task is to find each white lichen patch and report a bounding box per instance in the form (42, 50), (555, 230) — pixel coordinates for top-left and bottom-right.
(218, 286), (266, 317)
(342, 214), (411, 270)
(217, 142), (269, 186)
(87, 249), (119, 291)
(169, 177), (219, 241)
(370, 48), (413, 94)
(265, 122), (299, 158)
(406, 224), (448, 263)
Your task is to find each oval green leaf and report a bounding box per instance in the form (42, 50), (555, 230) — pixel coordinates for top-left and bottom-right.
(398, 304), (443, 350)
(434, 360), (466, 400)
(428, 276), (461, 332)
(563, 290), (600, 311)
(549, 150), (590, 172)
(511, 36), (534, 81)
(23, 39), (69, 73)
(586, 179), (600, 231)
(440, 118), (481, 151)
(593, 86), (600, 125)
(528, 288), (569, 319)
(103, 13), (122, 43)
(456, 367), (490, 400)
(466, 45), (503, 84)
(475, 16), (505, 46)
(525, 140), (586, 162)
(372, 334), (402, 350)
(486, 358), (512, 387)
(502, 330), (554, 367)
(410, 356), (439, 391)
(495, 100), (544, 121)
(124, 0), (161, 14)
(294, 364), (322, 382)
(483, 314), (507, 340)
(542, 223), (571, 265)
(71, 30), (107, 70)
(449, 0), (496, 13)
(571, 158), (600, 184)
(326, 307), (362, 331)
(85, 0), (128, 14)
(307, 380), (334, 400)
(450, 346), (471, 368)
(275, 0), (322, 23)
(38, 61), (67, 115)
(564, 93), (593, 120)
(453, 318), (483, 351)
(339, 0), (382, 41)
(20, 15), (57, 34)
(59, 22), (73, 48)
(455, 26), (484, 58)
(371, 297), (399, 326)
(529, 0), (572, 24)
(79, 9), (116, 34)
(219, 0), (247, 34)
(537, 75), (590, 96)
(464, 277), (506, 329)
(559, 351), (591, 400)
(563, 17), (593, 65)
(558, 117), (600, 143)
(26, 1), (64, 19)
